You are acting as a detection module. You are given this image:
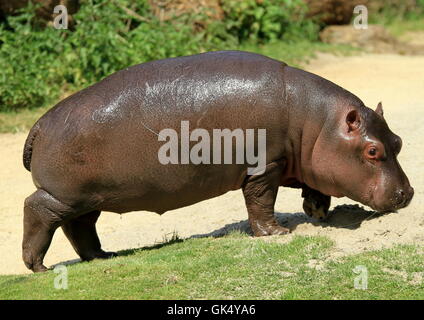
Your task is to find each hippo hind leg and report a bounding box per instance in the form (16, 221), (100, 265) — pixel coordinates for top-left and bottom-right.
(61, 210), (117, 262)
(23, 189), (80, 273)
(242, 161), (290, 236)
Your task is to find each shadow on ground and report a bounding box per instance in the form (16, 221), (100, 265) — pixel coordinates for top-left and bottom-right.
(192, 204), (382, 238)
(52, 233), (184, 269)
(51, 204), (382, 269)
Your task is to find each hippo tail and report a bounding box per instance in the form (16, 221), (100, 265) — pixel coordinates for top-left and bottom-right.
(23, 120), (41, 172)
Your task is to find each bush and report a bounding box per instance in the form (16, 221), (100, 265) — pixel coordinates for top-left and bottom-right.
(220, 0), (319, 43)
(0, 4), (66, 110)
(368, 0), (424, 23)
(0, 0), (316, 111)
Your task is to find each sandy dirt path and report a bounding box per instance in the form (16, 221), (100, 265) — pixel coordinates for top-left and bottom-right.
(1, 53), (423, 275)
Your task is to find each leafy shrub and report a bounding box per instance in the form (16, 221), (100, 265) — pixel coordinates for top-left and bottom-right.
(368, 0), (424, 22)
(0, 0), (316, 111)
(220, 0), (319, 43)
(0, 4), (66, 110)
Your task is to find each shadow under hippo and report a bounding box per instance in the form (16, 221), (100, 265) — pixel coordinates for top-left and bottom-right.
(51, 204), (383, 270)
(192, 204), (384, 238)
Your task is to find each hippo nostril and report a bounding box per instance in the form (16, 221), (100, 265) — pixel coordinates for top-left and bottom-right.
(394, 189), (406, 207)
(396, 189), (404, 198)
(394, 187), (414, 208)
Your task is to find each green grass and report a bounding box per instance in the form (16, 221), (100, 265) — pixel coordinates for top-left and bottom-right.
(0, 233), (422, 300)
(0, 105), (50, 133)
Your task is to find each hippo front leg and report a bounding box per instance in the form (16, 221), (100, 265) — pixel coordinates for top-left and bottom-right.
(242, 161), (290, 236)
(301, 186), (331, 220)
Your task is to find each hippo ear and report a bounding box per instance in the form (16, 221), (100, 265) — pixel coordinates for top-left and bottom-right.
(375, 101), (384, 118)
(346, 110), (360, 132)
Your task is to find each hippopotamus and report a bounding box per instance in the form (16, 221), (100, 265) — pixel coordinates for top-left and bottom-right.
(22, 50), (413, 272)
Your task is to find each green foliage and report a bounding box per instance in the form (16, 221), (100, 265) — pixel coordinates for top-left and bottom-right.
(65, 1), (207, 87)
(220, 0), (319, 43)
(1, 0), (423, 113)
(0, 0), (317, 112)
(0, 3), (66, 110)
(369, 0), (424, 23)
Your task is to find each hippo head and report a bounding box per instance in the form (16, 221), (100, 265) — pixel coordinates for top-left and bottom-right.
(310, 102), (414, 212)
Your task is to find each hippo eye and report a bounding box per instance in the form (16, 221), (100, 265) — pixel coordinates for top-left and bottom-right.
(365, 145), (381, 161)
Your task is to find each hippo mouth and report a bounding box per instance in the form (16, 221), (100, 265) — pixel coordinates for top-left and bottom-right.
(369, 205), (397, 214)
(368, 194), (413, 213)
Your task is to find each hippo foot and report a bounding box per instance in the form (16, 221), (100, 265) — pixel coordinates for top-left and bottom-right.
(82, 250), (118, 261)
(26, 263), (49, 273)
(34, 265), (49, 273)
(303, 200), (328, 220)
(95, 251), (118, 260)
(251, 223), (290, 237)
(302, 187), (331, 221)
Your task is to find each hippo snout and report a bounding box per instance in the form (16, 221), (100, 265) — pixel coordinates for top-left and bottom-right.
(378, 186), (414, 212)
(393, 186), (414, 209)
(371, 184), (414, 213)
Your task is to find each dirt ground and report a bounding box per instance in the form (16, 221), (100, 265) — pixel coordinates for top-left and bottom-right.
(1, 52), (423, 275)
